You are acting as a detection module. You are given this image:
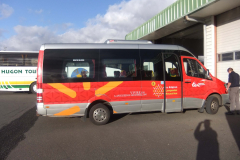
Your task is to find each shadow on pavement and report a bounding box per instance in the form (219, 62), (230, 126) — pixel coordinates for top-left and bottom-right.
(224, 104), (230, 112)
(108, 111), (162, 124)
(224, 103), (240, 150)
(225, 113), (240, 151)
(194, 120), (219, 160)
(108, 113), (128, 124)
(0, 107), (38, 160)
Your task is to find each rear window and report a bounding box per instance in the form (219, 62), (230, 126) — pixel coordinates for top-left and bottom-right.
(64, 59), (94, 78)
(42, 49), (98, 83)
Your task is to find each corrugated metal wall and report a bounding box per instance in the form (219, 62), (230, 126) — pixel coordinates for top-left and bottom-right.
(217, 7), (240, 83)
(217, 7), (240, 53)
(125, 0), (217, 40)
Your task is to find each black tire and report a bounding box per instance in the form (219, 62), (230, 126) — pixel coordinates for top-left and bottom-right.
(205, 95), (219, 114)
(89, 103), (110, 125)
(29, 82), (37, 94)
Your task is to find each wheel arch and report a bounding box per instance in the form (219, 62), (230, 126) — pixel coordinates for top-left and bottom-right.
(30, 81), (36, 86)
(206, 93), (222, 106)
(86, 100), (113, 118)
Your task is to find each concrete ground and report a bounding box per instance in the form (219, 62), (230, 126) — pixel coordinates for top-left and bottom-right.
(0, 91), (240, 160)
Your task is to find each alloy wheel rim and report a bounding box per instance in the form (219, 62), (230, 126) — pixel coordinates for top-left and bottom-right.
(211, 101), (217, 111)
(93, 108), (107, 122)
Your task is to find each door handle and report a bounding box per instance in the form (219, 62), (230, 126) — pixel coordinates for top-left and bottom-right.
(185, 82), (191, 83)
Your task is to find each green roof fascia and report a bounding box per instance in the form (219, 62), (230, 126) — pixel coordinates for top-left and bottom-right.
(125, 0), (218, 40)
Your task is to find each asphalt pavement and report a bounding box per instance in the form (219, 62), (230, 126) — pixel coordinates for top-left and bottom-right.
(0, 91), (240, 160)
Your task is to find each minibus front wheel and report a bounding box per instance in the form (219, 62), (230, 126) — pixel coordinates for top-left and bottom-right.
(206, 95), (219, 114)
(89, 103), (110, 125)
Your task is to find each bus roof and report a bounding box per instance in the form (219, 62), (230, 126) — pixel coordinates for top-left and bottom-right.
(104, 39), (152, 44)
(0, 51), (38, 54)
(40, 43), (192, 54)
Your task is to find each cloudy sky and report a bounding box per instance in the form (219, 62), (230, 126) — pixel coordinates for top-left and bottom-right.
(0, 0), (176, 51)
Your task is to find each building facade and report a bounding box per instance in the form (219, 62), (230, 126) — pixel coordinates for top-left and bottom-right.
(126, 0), (240, 83)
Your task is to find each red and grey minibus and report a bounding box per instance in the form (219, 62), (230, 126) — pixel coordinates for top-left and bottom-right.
(36, 40), (228, 125)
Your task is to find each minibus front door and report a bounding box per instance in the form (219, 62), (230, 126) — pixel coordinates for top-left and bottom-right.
(181, 57), (208, 109)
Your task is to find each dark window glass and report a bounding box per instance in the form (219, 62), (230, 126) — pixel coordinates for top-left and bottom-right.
(183, 58), (208, 79)
(102, 59), (136, 78)
(222, 53), (233, 61)
(24, 54), (38, 66)
(164, 53), (181, 81)
(235, 51), (240, 60)
(64, 59), (94, 78)
(0, 54), (24, 66)
(196, 61), (208, 79)
(140, 49), (164, 81)
(43, 49), (99, 83)
(179, 50), (194, 57)
(99, 49), (140, 81)
(183, 59), (198, 77)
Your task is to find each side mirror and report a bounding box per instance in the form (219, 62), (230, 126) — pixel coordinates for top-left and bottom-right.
(206, 69), (209, 76)
(206, 69), (211, 80)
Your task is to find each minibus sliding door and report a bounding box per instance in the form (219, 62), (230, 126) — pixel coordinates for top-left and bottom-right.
(163, 53), (182, 113)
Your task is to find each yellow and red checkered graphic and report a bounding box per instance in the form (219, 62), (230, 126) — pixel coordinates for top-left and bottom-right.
(153, 84), (164, 97)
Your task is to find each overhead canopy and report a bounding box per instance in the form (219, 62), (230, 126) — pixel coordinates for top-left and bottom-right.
(125, 0), (240, 41)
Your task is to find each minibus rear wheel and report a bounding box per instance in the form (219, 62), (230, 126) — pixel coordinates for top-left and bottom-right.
(89, 103), (110, 125)
(206, 95), (219, 114)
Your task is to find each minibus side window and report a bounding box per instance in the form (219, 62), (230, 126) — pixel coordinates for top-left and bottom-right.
(99, 49), (140, 82)
(102, 59), (136, 78)
(140, 49), (164, 81)
(43, 49), (99, 83)
(183, 58), (208, 79)
(64, 60), (93, 78)
(196, 62), (207, 79)
(183, 59), (198, 77)
(164, 54), (181, 81)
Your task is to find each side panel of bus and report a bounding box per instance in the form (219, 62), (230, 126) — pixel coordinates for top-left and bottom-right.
(181, 56), (208, 108)
(42, 49), (142, 116)
(0, 53), (38, 92)
(181, 56), (226, 108)
(41, 48), (187, 116)
(99, 49), (142, 113)
(140, 50), (182, 112)
(0, 67), (36, 91)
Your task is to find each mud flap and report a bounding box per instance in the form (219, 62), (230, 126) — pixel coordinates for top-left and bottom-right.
(198, 100), (206, 113)
(81, 108), (88, 122)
